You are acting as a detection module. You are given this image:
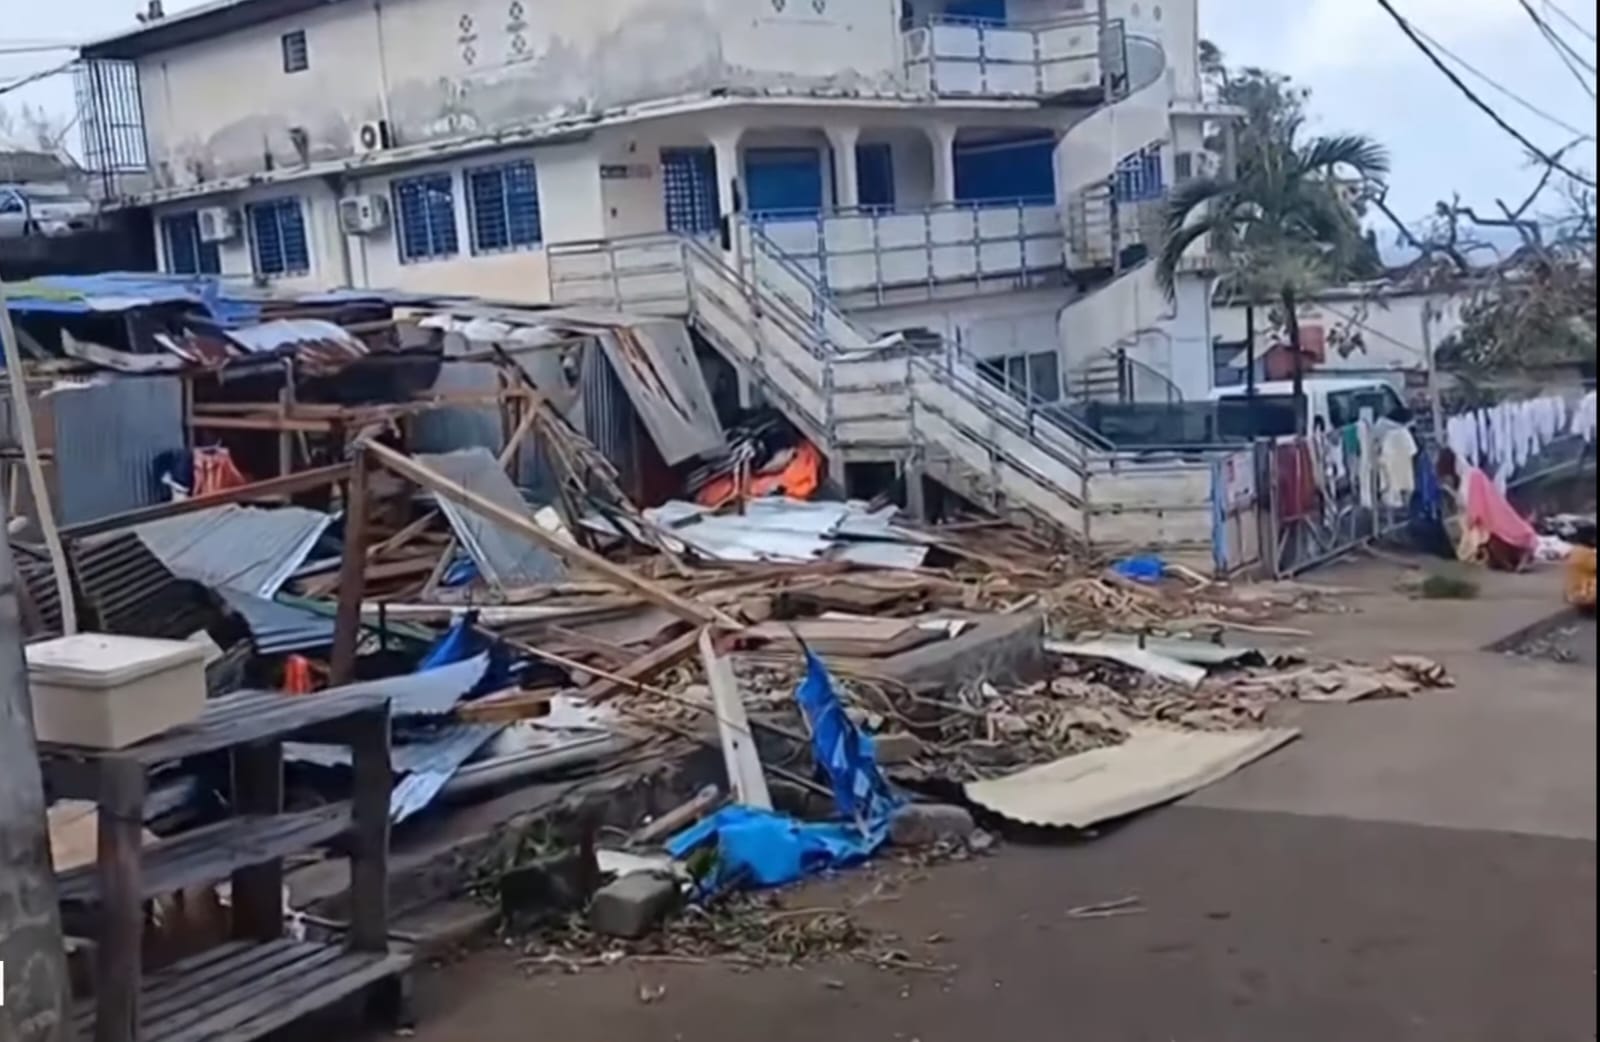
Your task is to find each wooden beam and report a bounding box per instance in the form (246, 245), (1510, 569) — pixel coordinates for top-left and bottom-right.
(62, 463), (352, 539)
(330, 448), (372, 685)
(574, 625), (700, 701)
(359, 438), (737, 628)
(700, 628), (772, 810)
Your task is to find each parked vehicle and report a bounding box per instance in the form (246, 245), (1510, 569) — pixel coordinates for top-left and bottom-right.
(1210, 378), (1412, 439)
(0, 181), (99, 238)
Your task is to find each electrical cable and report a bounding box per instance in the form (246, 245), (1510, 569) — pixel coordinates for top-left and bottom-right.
(1542, 0), (1597, 44)
(1409, 20), (1592, 138)
(0, 60), (75, 97)
(1518, 0), (1597, 100)
(1374, 0), (1596, 188)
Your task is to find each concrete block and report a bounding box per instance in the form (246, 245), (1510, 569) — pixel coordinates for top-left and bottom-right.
(872, 732), (925, 766)
(589, 873), (681, 939)
(889, 802), (976, 848)
(879, 612), (1046, 693)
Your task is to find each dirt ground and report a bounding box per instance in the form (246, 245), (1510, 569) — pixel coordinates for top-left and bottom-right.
(368, 556), (1599, 1042)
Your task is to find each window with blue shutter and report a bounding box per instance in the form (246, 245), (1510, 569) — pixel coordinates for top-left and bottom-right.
(745, 148), (824, 220)
(1115, 146), (1166, 202)
(954, 131), (1056, 206)
(661, 148), (719, 235)
(161, 212), (220, 275)
(246, 197), (310, 276)
(467, 161), (542, 254)
(857, 143), (896, 211)
(945, 0), (1007, 24)
(392, 173), (459, 263)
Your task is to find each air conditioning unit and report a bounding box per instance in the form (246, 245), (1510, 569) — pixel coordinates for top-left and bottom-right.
(196, 206), (239, 244)
(353, 119), (393, 154)
(339, 193), (391, 236)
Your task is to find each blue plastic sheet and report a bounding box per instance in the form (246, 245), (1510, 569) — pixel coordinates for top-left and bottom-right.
(668, 650), (897, 892)
(1112, 554), (1167, 583)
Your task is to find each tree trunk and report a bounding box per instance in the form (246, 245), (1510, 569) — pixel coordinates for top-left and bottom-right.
(0, 521), (73, 1042)
(1283, 286), (1306, 434)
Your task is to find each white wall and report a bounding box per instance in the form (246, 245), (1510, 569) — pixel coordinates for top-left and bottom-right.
(134, 0), (905, 190)
(854, 285), (1078, 356)
(153, 178), (345, 295)
(1212, 289), (1466, 378)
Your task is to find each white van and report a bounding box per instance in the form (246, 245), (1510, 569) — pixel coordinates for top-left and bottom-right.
(1209, 379), (1412, 440)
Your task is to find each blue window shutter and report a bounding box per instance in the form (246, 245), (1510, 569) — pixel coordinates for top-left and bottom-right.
(246, 198), (309, 276)
(857, 144), (896, 211)
(162, 214), (199, 274)
(954, 132), (1056, 205)
(468, 161), (542, 253)
(662, 148), (719, 234)
(946, 0), (1007, 24)
(745, 148), (824, 220)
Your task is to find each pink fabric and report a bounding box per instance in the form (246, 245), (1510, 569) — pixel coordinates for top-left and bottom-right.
(1464, 467), (1538, 552)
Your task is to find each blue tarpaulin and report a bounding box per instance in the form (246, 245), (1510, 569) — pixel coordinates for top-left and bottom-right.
(668, 650), (898, 892)
(1112, 554), (1167, 583)
(2, 272), (261, 325)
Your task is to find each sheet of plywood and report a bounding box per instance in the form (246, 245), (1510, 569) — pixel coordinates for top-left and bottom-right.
(965, 726), (1299, 829)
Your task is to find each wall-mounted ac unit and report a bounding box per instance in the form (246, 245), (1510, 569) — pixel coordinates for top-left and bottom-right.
(338, 193), (390, 236)
(196, 206), (239, 244)
(353, 119), (393, 154)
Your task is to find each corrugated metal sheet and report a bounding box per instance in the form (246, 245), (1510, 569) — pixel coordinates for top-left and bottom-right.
(964, 727), (1301, 829)
(319, 653), (492, 717)
(580, 341), (642, 500)
(1, 376), (185, 526)
(286, 722), (504, 823)
(593, 320), (724, 465)
(218, 589), (336, 654)
(417, 448), (566, 589)
(69, 530), (214, 639)
(136, 504), (332, 598)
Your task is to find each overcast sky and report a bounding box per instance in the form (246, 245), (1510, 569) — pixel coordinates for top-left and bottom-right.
(4, 0), (1596, 235)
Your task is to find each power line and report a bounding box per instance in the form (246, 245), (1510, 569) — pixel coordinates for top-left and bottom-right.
(0, 60), (75, 98)
(1518, 0), (1597, 100)
(1409, 21), (1592, 138)
(1374, 0), (1597, 188)
(1543, 0), (1598, 44)
(0, 43), (76, 56)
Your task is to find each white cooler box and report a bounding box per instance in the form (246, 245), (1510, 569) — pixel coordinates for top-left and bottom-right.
(25, 634), (209, 749)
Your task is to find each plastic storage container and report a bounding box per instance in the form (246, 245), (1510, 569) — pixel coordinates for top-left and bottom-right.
(25, 634), (208, 749)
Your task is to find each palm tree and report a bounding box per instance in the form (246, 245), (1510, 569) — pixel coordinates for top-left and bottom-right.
(1157, 124), (1390, 430)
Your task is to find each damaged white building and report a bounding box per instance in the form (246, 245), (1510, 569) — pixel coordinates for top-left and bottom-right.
(75, 0), (1244, 552)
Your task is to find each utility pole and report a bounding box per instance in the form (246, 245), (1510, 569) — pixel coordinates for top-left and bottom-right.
(0, 516), (73, 1042)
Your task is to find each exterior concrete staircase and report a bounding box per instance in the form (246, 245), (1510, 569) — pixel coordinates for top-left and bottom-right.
(546, 31), (1218, 551)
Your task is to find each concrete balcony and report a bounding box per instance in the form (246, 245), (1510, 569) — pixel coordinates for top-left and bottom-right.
(901, 15), (1114, 101)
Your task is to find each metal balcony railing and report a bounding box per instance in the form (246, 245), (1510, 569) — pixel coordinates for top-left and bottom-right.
(750, 200), (1065, 302)
(901, 15), (1123, 99)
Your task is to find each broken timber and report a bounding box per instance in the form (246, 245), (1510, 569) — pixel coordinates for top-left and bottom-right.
(357, 438), (736, 629)
(699, 628), (772, 810)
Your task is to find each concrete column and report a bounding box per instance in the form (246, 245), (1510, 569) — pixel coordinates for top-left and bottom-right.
(926, 123), (958, 205)
(825, 125), (862, 210)
(708, 129), (743, 220)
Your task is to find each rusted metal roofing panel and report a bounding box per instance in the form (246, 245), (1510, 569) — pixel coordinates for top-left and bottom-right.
(590, 320), (723, 465)
(69, 531), (215, 639)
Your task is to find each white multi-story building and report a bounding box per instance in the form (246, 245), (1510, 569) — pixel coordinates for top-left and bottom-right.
(77, 0), (1239, 551)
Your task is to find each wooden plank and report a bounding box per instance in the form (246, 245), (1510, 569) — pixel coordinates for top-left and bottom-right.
(330, 448), (372, 684)
(57, 804), (352, 904)
(136, 941), (313, 1027)
(146, 945), (346, 1041)
(159, 949), (412, 1042)
(61, 463), (351, 539)
(348, 706), (392, 953)
(230, 741), (286, 943)
(95, 758), (147, 1042)
(359, 438), (738, 628)
(573, 625), (699, 702)
(699, 629), (772, 810)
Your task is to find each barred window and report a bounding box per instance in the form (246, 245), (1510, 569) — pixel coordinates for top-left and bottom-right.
(282, 30), (309, 73)
(1115, 146), (1166, 202)
(161, 212), (221, 275)
(246, 197), (310, 277)
(392, 173), (459, 263)
(661, 148), (719, 235)
(467, 161), (542, 254)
